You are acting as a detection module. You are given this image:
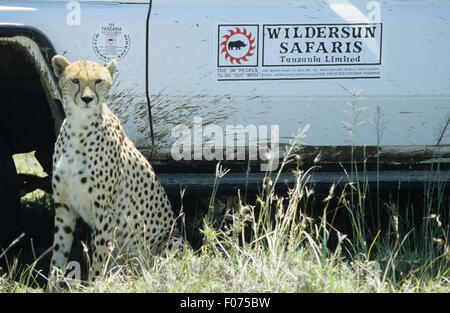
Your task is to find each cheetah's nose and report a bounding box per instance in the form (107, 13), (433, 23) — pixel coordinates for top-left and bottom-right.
(81, 96), (94, 104)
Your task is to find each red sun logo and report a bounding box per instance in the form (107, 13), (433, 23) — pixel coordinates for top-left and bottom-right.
(220, 27), (256, 65)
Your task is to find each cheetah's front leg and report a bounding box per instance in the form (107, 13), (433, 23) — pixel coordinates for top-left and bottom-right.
(89, 208), (116, 279)
(48, 201), (79, 290)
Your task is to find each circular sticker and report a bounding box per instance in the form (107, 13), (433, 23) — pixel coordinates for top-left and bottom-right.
(219, 27), (256, 65)
(91, 23), (131, 62)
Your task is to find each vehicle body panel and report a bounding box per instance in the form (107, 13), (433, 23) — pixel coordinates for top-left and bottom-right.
(0, 0), (152, 151)
(0, 0), (449, 172)
(148, 0), (450, 168)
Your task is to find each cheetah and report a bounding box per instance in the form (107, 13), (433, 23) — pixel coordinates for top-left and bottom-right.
(48, 55), (187, 287)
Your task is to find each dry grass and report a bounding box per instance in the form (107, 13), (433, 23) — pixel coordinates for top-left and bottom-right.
(2, 137), (449, 293)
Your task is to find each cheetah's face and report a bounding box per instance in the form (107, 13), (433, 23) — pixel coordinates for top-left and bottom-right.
(52, 55), (116, 111)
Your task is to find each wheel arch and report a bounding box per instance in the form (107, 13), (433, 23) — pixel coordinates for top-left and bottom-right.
(0, 24), (64, 174)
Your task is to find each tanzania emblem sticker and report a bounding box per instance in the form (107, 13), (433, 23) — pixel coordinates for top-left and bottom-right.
(218, 25), (259, 67)
(92, 23), (131, 62)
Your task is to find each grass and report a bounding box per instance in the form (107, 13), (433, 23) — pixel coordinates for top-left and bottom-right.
(13, 152), (48, 200)
(1, 96), (449, 293)
(1, 149), (448, 293)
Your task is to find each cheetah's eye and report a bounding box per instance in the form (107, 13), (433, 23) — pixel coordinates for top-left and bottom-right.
(95, 79), (103, 84)
(71, 78), (79, 84)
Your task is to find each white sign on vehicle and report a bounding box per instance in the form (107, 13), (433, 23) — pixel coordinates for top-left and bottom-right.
(216, 23), (382, 81)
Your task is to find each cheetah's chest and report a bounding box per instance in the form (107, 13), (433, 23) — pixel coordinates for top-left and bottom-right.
(54, 145), (96, 228)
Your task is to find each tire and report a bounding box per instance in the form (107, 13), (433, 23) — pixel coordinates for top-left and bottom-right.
(0, 134), (21, 248)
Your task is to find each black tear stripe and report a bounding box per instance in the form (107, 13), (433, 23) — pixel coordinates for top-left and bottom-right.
(74, 81), (80, 104)
(94, 86), (99, 105)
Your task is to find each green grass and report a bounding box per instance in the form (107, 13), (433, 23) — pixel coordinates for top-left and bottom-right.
(13, 152), (48, 200)
(1, 139), (449, 293)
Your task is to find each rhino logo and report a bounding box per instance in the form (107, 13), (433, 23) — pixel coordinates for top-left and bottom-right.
(219, 26), (258, 66)
(228, 40), (247, 50)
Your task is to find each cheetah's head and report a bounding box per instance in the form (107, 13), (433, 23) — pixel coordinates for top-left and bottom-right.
(52, 55), (116, 113)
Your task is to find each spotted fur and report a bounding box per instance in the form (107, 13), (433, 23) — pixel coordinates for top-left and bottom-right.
(49, 56), (186, 285)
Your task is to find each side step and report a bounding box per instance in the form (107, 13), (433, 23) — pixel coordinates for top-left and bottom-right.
(18, 170), (449, 197)
(158, 170), (450, 196)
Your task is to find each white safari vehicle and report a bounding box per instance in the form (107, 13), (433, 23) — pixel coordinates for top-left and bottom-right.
(0, 0), (449, 243)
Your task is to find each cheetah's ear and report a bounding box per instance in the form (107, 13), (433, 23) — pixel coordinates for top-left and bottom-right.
(105, 59), (117, 77)
(52, 55), (71, 78)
